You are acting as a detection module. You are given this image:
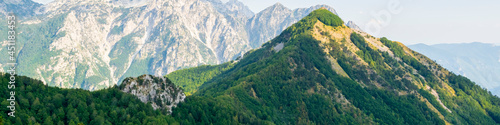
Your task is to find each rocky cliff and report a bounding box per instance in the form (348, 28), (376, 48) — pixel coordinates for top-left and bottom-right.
(0, 0), (40, 18)
(119, 74), (185, 113)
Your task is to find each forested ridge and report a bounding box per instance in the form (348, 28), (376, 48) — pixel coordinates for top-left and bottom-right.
(1, 8), (500, 125)
(0, 73), (179, 125)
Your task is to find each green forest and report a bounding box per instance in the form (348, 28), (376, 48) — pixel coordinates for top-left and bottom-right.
(0, 73), (180, 125)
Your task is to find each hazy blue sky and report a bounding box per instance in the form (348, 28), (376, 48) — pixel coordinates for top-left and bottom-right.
(33, 0), (500, 45)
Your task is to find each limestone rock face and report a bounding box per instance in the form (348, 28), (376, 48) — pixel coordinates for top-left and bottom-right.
(346, 21), (363, 31)
(246, 4), (338, 48)
(0, 0), (339, 90)
(119, 74), (185, 113)
(0, 0), (41, 18)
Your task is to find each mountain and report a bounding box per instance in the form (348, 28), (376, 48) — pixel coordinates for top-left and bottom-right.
(2, 8), (500, 125)
(168, 9), (500, 124)
(346, 20), (362, 31)
(119, 74), (185, 113)
(0, 0), (339, 90)
(409, 43), (500, 96)
(246, 3), (337, 48)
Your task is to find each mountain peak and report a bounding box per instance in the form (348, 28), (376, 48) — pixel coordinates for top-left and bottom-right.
(274, 2), (284, 6)
(298, 5), (338, 16)
(268, 2), (288, 11)
(346, 21), (363, 31)
(260, 8), (344, 47)
(1, 0), (41, 17)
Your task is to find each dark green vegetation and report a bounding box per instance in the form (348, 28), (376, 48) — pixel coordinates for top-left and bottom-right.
(167, 62), (234, 95)
(301, 8), (344, 28)
(446, 74), (500, 124)
(109, 33), (139, 77)
(0, 73), (242, 125)
(284, 8), (343, 35)
(1, 8), (499, 124)
(0, 73), (179, 125)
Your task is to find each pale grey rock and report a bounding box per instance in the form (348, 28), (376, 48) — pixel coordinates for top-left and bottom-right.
(346, 21), (363, 31)
(273, 42), (284, 52)
(120, 74), (185, 113)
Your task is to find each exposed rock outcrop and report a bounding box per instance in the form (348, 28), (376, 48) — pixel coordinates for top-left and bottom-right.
(119, 74), (185, 113)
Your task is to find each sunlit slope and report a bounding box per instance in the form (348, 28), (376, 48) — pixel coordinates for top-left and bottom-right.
(169, 8), (500, 124)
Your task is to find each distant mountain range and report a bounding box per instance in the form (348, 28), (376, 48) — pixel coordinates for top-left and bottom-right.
(409, 43), (500, 96)
(0, 0), (340, 90)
